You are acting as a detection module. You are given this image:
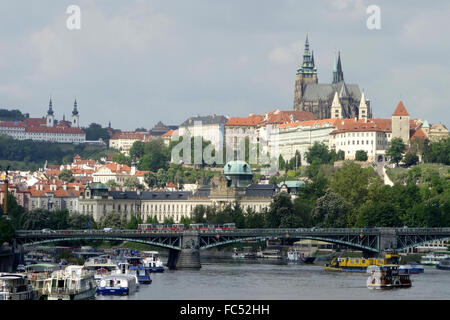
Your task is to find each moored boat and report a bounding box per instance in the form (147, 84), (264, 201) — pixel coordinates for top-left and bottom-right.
(97, 274), (138, 296)
(142, 251), (165, 272)
(42, 265), (97, 300)
(420, 251), (450, 266)
(0, 273), (38, 300)
(256, 248), (282, 259)
(367, 265), (412, 289)
(436, 258), (450, 270)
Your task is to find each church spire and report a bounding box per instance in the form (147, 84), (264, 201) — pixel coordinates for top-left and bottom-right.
(47, 98), (54, 116)
(297, 33), (317, 76)
(333, 51), (344, 84)
(72, 99), (79, 116)
(331, 91), (342, 119)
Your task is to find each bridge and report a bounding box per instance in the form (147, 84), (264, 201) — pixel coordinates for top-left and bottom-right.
(15, 228), (450, 269)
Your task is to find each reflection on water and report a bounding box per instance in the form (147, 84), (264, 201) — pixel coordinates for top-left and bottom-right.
(96, 258), (450, 300)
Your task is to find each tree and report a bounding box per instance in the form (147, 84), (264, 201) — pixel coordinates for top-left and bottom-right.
(244, 207), (265, 228)
(305, 142), (333, 165)
(356, 201), (401, 227)
(126, 215), (142, 230)
(0, 218), (15, 244)
(355, 150), (368, 162)
(313, 189), (352, 227)
(192, 205), (207, 223)
(329, 161), (373, 207)
(123, 176), (140, 190)
(112, 153), (132, 166)
(386, 137), (406, 165)
(69, 214), (97, 230)
(98, 211), (123, 229)
(22, 209), (51, 230)
(58, 169), (75, 182)
(144, 172), (157, 189)
(336, 150), (345, 161)
(48, 210), (70, 230)
(129, 141), (145, 158)
(265, 193), (294, 228)
(139, 139), (170, 172)
(403, 152), (419, 167)
(84, 123), (110, 142)
(105, 180), (119, 188)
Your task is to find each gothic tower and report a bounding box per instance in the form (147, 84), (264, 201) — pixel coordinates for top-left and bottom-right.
(331, 91), (342, 119)
(358, 91), (369, 120)
(293, 34), (318, 111)
(46, 98), (55, 127)
(391, 101), (410, 145)
(72, 99), (80, 128)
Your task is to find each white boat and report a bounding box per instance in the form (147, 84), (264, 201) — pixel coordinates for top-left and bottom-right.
(142, 251), (165, 272)
(97, 274), (138, 296)
(420, 251), (450, 266)
(232, 248), (257, 259)
(83, 256), (119, 284)
(367, 265), (412, 290)
(0, 273), (38, 300)
(256, 248), (282, 259)
(115, 262), (140, 288)
(42, 265), (97, 300)
(287, 249), (303, 261)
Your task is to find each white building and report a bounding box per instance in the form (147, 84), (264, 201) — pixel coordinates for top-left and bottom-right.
(0, 99), (86, 144)
(109, 132), (151, 155)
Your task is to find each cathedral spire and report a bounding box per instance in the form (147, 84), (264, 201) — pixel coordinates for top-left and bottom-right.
(333, 51), (344, 84)
(47, 98), (54, 115)
(331, 91), (342, 119)
(297, 33), (317, 76)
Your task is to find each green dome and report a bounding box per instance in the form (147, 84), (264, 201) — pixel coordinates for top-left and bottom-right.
(223, 161), (253, 176)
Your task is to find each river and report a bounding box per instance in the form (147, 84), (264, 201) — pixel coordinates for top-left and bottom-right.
(95, 258), (450, 300)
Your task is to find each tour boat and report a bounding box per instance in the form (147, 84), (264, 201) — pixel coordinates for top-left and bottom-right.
(420, 251), (450, 266)
(41, 265), (97, 300)
(324, 252), (400, 272)
(128, 266), (152, 284)
(367, 265), (412, 289)
(115, 262), (140, 287)
(97, 274), (138, 296)
(399, 262), (424, 275)
(287, 249), (302, 261)
(142, 251), (165, 273)
(436, 258), (450, 271)
(0, 273), (38, 300)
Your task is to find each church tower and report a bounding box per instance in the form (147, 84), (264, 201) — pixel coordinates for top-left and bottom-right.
(46, 98), (55, 127)
(330, 91), (342, 119)
(391, 101), (410, 145)
(72, 99), (80, 128)
(358, 91), (369, 120)
(293, 34), (318, 111)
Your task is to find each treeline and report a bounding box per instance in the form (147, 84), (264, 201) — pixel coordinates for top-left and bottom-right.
(0, 134), (111, 170)
(0, 109), (27, 122)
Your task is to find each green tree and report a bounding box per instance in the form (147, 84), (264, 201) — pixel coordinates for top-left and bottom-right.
(123, 176), (140, 190)
(105, 180), (119, 188)
(48, 210), (70, 230)
(126, 215), (142, 230)
(84, 123), (110, 142)
(356, 201), (401, 227)
(329, 161), (373, 207)
(192, 205), (207, 223)
(265, 193), (294, 228)
(403, 152), (419, 167)
(144, 172), (157, 189)
(139, 139), (170, 172)
(22, 209), (51, 230)
(313, 189), (352, 227)
(112, 153), (132, 166)
(386, 137), (406, 165)
(98, 211), (123, 229)
(129, 141), (145, 158)
(355, 150), (368, 161)
(69, 214), (97, 230)
(0, 218), (15, 244)
(58, 169), (75, 182)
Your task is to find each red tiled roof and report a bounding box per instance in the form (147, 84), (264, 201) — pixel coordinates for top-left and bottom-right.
(161, 130), (176, 137)
(279, 118), (341, 130)
(411, 128), (427, 140)
(0, 121), (25, 127)
(226, 115), (264, 126)
(25, 126), (84, 134)
(23, 118), (46, 127)
(330, 118), (392, 135)
(392, 101), (409, 117)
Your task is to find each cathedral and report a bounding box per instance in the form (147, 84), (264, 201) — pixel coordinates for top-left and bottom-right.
(293, 35), (372, 120)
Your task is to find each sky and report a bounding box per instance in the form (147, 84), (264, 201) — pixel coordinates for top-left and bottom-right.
(0, 0), (449, 131)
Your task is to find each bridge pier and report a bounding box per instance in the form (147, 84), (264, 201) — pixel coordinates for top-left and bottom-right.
(168, 231), (201, 270)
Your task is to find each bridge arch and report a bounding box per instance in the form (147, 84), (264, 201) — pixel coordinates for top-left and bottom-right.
(396, 236), (450, 252)
(199, 235), (379, 253)
(18, 236), (181, 251)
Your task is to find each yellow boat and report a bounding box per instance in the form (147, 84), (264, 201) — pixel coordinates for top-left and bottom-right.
(324, 253), (400, 272)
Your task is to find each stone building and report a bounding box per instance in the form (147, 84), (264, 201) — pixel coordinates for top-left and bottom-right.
(78, 161), (301, 223)
(293, 35), (372, 120)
